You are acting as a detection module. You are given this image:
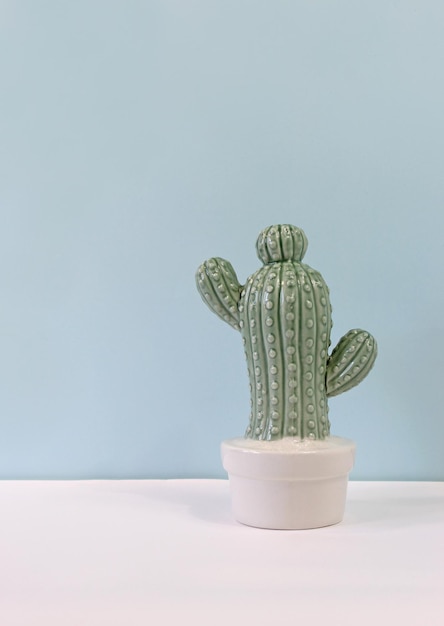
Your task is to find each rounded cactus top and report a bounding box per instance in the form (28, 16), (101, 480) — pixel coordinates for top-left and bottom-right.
(256, 224), (308, 264)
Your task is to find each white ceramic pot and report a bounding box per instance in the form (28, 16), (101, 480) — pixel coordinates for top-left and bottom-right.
(221, 436), (356, 530)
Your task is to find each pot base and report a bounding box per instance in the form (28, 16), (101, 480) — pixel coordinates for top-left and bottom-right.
(221, 436), (356, 530)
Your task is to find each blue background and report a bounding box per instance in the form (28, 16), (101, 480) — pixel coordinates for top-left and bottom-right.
(1, 1), (443, 480)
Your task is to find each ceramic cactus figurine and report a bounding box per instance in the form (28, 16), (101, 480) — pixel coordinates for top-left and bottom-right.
(196, 224), (377, 441)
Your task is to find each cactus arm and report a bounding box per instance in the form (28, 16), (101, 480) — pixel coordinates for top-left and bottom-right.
(326, 329), (377, 397)
(196, 257), (242, 330)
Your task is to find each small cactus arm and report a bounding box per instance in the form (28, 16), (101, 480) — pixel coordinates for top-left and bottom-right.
(196, 257), (243, 331)
(326, 329), (377, 397)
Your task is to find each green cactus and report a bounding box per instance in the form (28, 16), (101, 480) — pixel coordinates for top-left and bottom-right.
(196, 224), (377, 441)
(196, 258), (242, 331)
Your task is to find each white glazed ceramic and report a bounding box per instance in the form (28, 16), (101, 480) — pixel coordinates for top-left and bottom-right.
(221, 436), (356, 530)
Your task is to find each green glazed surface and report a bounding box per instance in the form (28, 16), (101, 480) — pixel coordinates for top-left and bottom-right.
(196, 225), (377, 441)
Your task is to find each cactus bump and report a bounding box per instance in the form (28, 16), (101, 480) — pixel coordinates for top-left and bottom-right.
(196, 225), (377, 441)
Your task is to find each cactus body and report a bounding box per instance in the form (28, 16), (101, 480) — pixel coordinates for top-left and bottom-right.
(196, 225), (377, 441)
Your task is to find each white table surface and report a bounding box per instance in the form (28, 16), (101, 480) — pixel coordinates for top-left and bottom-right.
(0, 480), (443, 626)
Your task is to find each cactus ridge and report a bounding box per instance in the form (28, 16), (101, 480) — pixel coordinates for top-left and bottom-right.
(326, 329), (377, 397)
(196, 257), (241, 330)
